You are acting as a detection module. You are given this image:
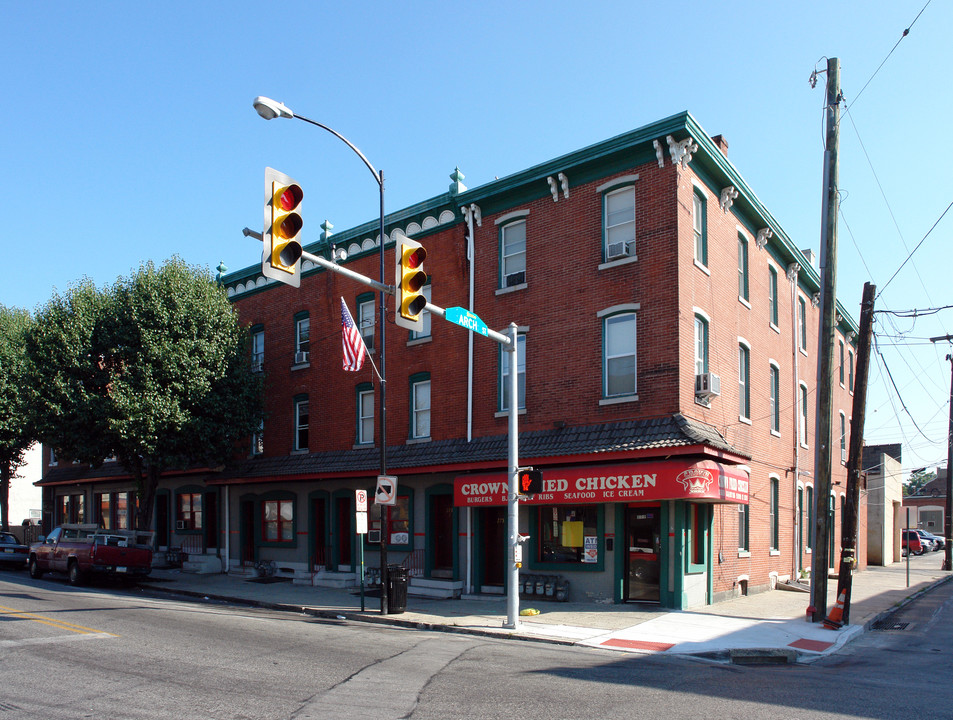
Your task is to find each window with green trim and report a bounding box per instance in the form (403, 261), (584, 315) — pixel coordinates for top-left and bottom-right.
(768, 266), (779, 326)
(603, 312), (637, 397)
(694, 314), (709, 375)
(263, 499), (294, 542)
(770, 364), (781, 433)
(500, 220), (527, 288)
(410, 374), (430, 440)
(409, 284), (432, 340)
(738, 234), (749, 301)
(798, 296), (807, 352)
(250, 324), (264, 373)
(294, 311), (310, 364)
(357, 293), (375, 352)
(603, 185), (635, 260)
(770, 477), (780, 551)
(357, 384), (374, 445)
(686, 504), (708, 572)
(499, 333), (526, 411)
(738, 503), (749, 552)
(537, 505), (598, 565)
(294, 394), (309, 451)
(738, 343), (750, 420)
(693, 189), (707, 266)
(177, 491), (202, 531)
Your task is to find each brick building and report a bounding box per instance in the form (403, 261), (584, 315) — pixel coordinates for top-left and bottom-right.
(39, 111), (862, 608)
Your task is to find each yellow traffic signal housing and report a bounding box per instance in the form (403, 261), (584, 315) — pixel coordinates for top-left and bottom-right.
(395, 235), (428, 331)
(262, 167), (303, 287)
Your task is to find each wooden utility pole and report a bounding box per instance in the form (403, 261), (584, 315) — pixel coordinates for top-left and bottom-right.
(836, 283), (875, 624)
(811, 57), (842, 622)
(929, 333), (953, 571)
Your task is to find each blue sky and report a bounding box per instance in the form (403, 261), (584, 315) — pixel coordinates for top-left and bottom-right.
(3, 2), (950, 474)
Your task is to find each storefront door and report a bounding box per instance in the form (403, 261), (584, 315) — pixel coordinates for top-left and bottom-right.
(480, 506), (506, 588)
(625, 504), (661, 603)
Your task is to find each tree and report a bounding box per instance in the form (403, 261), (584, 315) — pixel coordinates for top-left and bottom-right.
(0, 305), (34, 531)
(904, 468), (937, 497)
(27, 258), (263, 529)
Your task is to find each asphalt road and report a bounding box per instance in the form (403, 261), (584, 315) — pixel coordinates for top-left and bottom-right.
(1, 569), (951, 719)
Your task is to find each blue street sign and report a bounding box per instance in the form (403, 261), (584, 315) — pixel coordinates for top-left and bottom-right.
(444, 306), (489, 337)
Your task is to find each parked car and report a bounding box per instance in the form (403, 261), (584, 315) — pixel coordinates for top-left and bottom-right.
(915, 530), (937, 552)
(902, 529), (925, 556)
(29, 524), (154, 585)
(0, 532), (29, 569)
(919, 530), (945, 551)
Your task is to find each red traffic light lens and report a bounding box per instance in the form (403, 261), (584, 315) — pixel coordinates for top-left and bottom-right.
(406, 246), (426, 269)
(276, 184), (303, 212)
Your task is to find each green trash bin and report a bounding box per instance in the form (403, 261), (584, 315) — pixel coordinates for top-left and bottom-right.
(387, 564), (408, 614)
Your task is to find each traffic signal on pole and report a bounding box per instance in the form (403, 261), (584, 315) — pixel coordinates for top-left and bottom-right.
(262, 167), (303, 287)
(395, 235), (428, 331)
(519, 468), (543, 496)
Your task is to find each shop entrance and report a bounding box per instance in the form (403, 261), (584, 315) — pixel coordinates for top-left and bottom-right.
(625, 504), (661, 603)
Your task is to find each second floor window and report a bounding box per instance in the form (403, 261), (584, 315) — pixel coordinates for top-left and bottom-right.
(738, 234), (749, 301)
(409, 285), (432, 340)
(770, 364), (781, 433)
(604, 313), (637, 397)
(500, 220), (527, 288)
(799, 384), (809, 447)
(411, 376), (431, 440)
(798, 297), (807, 352)
(693, 190), (707, 266)
(499, 334), (526, 412)
(738, 344), (750, 420)
(768, 266), (779, 326)
(294, 397), (309, 451)
(358, 387), (374, 445)
(694, 315), (709, 376)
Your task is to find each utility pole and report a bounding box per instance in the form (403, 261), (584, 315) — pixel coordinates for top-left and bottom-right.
(811, 57), (842, 622)
(929, 333), (953, 571)
(836, 283), (875, 623)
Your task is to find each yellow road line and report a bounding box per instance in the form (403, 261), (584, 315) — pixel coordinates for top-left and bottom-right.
(0, 604), (119, 636)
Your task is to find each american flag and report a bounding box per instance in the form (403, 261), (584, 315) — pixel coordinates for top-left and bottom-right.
(341, 297), (367, 372)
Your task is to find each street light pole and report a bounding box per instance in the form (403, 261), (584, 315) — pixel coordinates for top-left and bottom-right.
(253, 96), (391, 613)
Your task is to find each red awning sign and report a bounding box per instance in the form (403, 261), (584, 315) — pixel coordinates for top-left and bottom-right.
(454, 460), (748, 507)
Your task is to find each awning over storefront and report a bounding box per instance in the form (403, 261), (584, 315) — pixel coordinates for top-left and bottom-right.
(454, 459), (749, 507)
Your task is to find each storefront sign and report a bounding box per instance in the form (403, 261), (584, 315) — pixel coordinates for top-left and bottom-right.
(454, 460), (749, 507)
(583, 536), (598, 563)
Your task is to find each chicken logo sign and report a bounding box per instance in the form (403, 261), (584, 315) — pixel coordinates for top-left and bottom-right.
(675, 468), (714, 495)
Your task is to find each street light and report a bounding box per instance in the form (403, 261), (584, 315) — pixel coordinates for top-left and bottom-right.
(253, 95), (392, 614)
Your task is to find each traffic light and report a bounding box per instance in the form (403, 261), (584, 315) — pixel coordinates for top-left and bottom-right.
(262, 167), (303, 287)
(519, 468), (543, 496)
(395, 235), (428, 331)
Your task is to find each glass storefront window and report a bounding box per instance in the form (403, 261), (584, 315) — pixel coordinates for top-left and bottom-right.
(537, 505), (597, 564)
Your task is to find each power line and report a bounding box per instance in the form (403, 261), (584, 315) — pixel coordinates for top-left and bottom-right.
(878, 197), (953, 296)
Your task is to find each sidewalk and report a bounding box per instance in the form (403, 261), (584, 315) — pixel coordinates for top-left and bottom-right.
(136, 552), (951, 664)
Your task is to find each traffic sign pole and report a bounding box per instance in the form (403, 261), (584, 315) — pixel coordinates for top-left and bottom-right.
(505, 322), (521, 630)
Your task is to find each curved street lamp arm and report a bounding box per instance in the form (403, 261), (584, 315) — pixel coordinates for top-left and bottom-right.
(292, 113), (381, 187)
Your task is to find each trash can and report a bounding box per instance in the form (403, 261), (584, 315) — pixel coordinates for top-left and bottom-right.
(386, 565), (408, 614)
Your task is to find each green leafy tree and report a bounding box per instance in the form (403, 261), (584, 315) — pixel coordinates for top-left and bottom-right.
(904, 469), (937, 497)
(27, 258), (263, 529)
(0, 305), (34, 531)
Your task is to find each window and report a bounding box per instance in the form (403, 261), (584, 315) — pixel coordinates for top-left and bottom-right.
(604, 186), (636, 260)
(252, 419), (264, 456)
(770, 478), (780, 551)
(500, 220), (527, 287)
(57, 494), (85, 524)
(409, 284), (432, 340)
(499, 333), (526, 411)
(178, 492), (202, 531)
(799, 383), (809, 447)
(768, 266), (779, 326)
(357, 386), (374, 445)
(738, 234), (749, 301)
(848, 349), (855, 392)
(537, 505), (598, 564)
(294, 395), (309, 451)
(604, 313), (637, 397)
(357, 294), (375, 352)
(694, 314), (709, 375)
(840, 412), (847, 463)
(693, 189), (707, 266)
(798, 297), (807, 352)
(838, 339), (845, 385)
(410, 375), (431, 440)
(96, 492), (112, 530)
(770, 364), (781, 434)
(250, 326), (264, 372)
(263, 499), (294, 542)
(369, 495), (413, 547)
(294, 312), (310, 364)
(738, 503), (749, 552)
(806, 486), (815, 551)
(738, 343), (750, 420)
(97, 491), (131, 530)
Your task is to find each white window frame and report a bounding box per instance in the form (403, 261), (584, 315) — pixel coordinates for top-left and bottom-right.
(603, 185), (636, 260)
(358, 388), (374, 446)
(499, 332), (526, 413)
(294, 397), (309, 452)
(411, 378), (431, 440)
(599, 306), (638, 400)
(409, 285), (432, 341)
(769, 360), (781, 435)
(251, 329), (264, 372)
(358, 298), (375, 352)
(738, 339), (751, 422)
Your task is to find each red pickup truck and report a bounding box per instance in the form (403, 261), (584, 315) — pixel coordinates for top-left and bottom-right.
(29, 524), (154, 585)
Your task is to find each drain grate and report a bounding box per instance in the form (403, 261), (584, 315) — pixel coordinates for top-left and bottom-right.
(872, 620), (910, 631)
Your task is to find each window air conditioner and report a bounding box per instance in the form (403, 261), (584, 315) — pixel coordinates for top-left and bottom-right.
(505, 271), (525, 288)
(695, 372), (721, 398)
(175, 520), (186, 531)
(294, 351), (310, 365)
(606, 242), (631, 261)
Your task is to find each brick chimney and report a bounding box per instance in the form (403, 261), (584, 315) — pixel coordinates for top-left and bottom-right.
(710, 134), (729, 157)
